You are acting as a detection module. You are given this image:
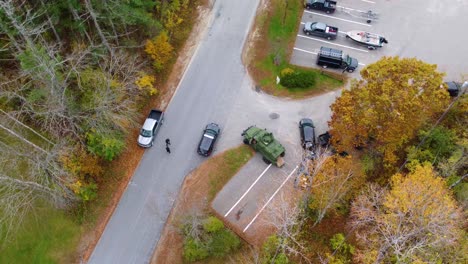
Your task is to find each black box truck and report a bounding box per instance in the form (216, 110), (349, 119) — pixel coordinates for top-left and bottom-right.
(316, 46), (358, 73)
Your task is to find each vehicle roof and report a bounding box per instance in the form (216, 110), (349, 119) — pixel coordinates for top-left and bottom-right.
(303, 126), (315, 142)
(445, 81), (460, 91)
(301, 118), (314, 125)
(319, 46), (342, 58)
(313, 22), (326, 30)
(200, 134), (214, 151)
(142, 119), (157, 130)
(205, 123), (220, 133)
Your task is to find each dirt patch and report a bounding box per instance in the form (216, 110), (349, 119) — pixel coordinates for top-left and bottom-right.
(77, 2), (214, 263)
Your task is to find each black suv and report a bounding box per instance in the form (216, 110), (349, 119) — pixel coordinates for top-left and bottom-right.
(299, 118), (316, 150)
(197, 123), (220, 156)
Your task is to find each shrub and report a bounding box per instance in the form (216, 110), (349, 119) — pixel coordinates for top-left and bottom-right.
(261, 235), (290, 264)
(203, 216), (224, 233)
(70, 181), (98, 201)
(183, 238), (209, 262)
(86, 130), (125, 161)
(280, 70), (316, 89)
(328, 233), (355, 264)
(181, 215), (241, 262)
(280, 67), (294, 77)
(135, 73), (158, 96)
(208, 229), (241, 257)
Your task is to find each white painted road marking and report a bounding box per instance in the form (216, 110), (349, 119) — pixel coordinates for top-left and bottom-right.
(293, 47), (367, 67)
(304, 10), (372, 27)
(359, 0), (375, 4)
(224, 164), (272, 217)
(293, 47), (317, 55)
(338, 5), (368, 13)
(298, 35), (369, 53)
(243, 165), (299, 232)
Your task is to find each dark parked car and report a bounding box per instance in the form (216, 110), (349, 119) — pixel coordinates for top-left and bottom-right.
(318, 131), (331, 148)
(303, 22), (338, 40)
(444, 81), (467, 97)
(304, 0), (337, 13)
(299, 118), (316, 150)
(197, 123), (220, 156)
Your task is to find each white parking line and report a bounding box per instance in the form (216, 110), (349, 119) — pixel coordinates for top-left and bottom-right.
(224, 164), (272, 217)
(243, 165), (299, 232)
(360, 0), (375, 4)
(293, 47), (317, 55)
(297, 35), (369, 53)
(304, 10), (372, 27)
(337, 5), (368, 13)
(294, 47), (367, 66)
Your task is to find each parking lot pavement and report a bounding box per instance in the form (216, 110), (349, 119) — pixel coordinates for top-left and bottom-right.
(212, 138), (303, 235)
(292, 0), (468, 80)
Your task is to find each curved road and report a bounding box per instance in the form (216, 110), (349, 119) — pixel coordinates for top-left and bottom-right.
(89, 0), (263, 263)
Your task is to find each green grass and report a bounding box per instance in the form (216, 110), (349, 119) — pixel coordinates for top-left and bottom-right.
(208, 145), (254, 202)
(251, 0), (344, 97)
(0, 207), (80, 264)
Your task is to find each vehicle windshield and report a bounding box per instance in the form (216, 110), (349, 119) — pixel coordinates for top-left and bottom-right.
(200, 134), (214, 151)
(140, 129), (152, 137)
(346, 55), (352, 65)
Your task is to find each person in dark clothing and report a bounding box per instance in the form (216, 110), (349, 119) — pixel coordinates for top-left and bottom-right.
(166, 146), (171, 153)
(165, 138), (171, 146)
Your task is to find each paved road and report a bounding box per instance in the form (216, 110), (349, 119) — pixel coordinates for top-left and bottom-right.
(211, 0), (468, 240)
(291, 0), (468, 80)
(88, 0), (261, 263)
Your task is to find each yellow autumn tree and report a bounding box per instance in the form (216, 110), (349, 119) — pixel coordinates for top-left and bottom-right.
(308, 154), (364, 225)
(135, 73), (158, 96)
(145, 31), (173, 71)
(350, 164), (464, 263)
(329, 57), (450, 169)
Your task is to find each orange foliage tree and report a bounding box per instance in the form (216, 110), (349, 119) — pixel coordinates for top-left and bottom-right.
(329, 57), (450, 168)
(349, 164), (464, 263)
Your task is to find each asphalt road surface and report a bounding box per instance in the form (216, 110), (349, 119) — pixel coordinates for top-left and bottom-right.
(88, 0), (261, 263)
(90, 0), (468, 263)
(291, 0), (468, 80)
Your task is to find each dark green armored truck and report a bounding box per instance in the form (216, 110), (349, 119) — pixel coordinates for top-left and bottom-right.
(242, 126), (286, 167)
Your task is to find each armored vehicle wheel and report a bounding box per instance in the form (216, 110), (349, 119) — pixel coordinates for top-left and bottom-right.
(262, 157), (272, 164)
(280, 151), (285, 157)
(243, 138), (249, 145)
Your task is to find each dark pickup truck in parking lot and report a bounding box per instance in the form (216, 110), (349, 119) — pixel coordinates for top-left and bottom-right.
(137, 109), (164, 148)
(303, 22), (338, 40)
(304, 0), (337, 13)
(317, 46), (358, 73)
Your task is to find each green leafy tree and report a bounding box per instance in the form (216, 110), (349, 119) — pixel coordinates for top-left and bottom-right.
(329, 57), (450, 169)
(406, 126), (457, 170)
(86, 130), (125, 161)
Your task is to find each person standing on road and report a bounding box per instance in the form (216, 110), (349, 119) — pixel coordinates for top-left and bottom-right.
(165, 138), (171, 153)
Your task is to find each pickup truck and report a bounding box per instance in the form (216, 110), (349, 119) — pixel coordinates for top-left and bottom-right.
(304, 0), (337, 14)
(303, 22), (338, 40)
(242, 126), (285, 167)
(137, 109), (164, 148)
